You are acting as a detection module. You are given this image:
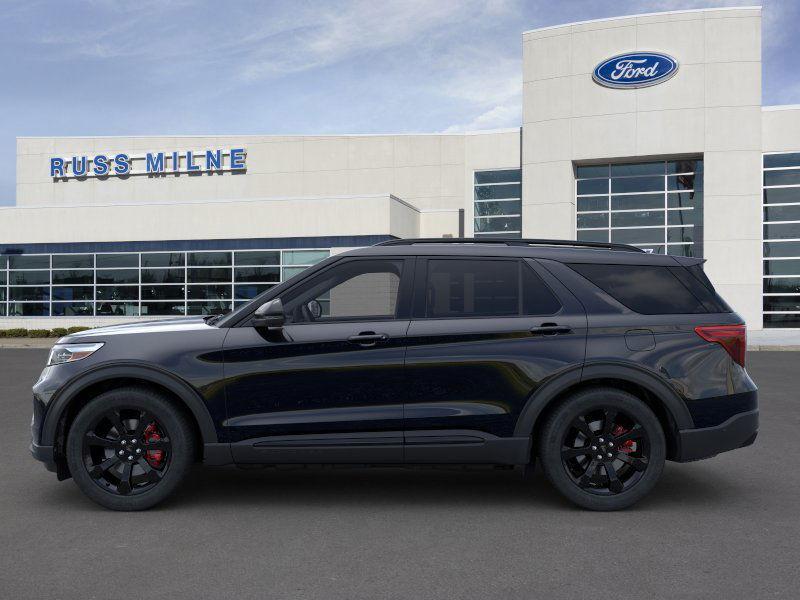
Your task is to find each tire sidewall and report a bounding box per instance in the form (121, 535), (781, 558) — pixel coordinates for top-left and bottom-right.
(66, 387), (194, 511)
(539, 388), (666, 511)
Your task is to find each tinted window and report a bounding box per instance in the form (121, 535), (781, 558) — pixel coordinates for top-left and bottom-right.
(568, 263), (707, 314)
(425, 259), (559, 318)
(141, 253), (185, 267)
(522, 263), (562, 315)
(96, 254), (137, 268)
(9, 255), (48, 269)
(52, 254), (93, 269)
(283, 259), (404, 323)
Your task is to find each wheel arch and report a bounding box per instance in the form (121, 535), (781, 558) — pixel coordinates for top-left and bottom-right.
(515, 362), (694, 461)
(43, 364), (219, 477)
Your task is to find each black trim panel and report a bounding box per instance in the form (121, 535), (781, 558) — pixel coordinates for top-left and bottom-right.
(229, 430), (531, 465)
(232, 431), (404, 464)
(30, 442), (57, 472)
(405, 430), (530, 464)
(675, 409), (758, 462)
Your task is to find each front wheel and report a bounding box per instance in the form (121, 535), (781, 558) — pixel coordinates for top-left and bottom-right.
(538, 387), (666, 511)
(66, 387), (195, 511)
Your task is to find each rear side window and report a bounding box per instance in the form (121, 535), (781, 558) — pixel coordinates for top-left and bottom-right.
(425, 259), (561, 318)
(568, 263), (711, 314)
(672, 265), (731, 313)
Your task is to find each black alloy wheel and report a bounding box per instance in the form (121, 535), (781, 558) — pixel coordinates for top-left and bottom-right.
(66, 387), (194, 511)
(561, 406), (650, 496)
(83, 408), (172, 496)
(538, 387), (666, 511)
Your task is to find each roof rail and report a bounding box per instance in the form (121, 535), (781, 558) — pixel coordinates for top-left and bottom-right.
(375, 238), (644, 252)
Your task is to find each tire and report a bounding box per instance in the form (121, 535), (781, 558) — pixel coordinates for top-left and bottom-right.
(66, 386), (195, 511)
(538, 387), (666, 511)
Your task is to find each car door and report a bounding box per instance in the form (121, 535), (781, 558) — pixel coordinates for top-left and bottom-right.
(223, 256), (414, 464)
(403, 256), (587, 464)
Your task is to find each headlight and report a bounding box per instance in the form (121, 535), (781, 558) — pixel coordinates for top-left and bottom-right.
(47, 343), (104, 366)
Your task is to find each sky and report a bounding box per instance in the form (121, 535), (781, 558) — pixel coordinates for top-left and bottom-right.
(1, 0), (798, 206)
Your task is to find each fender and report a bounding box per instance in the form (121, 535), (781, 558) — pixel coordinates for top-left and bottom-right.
(513, 361), (694, 438)
(41, 362), (219, 448)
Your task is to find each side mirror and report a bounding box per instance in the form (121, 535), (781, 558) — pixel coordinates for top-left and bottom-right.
(307, 299), (322, 319)
(252, 298), (284, 330)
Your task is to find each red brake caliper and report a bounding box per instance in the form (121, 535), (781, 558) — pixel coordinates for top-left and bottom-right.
(612, 425), (636, 454)
(143, 423), (165, 468)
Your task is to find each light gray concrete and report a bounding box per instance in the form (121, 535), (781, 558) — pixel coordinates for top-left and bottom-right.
(1, 349), (798, 599)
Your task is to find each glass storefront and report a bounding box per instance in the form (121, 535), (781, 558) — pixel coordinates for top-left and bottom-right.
(575, 159), (703, 256)
(0, 248), (329, 317)
(763, 152), (800, 328)
(474, 169), (522, 238)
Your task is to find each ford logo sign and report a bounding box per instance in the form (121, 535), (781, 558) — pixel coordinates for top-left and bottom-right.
(593, 52), (678, 89)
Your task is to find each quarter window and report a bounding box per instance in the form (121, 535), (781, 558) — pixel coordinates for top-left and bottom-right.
(568, 263), (710, 315)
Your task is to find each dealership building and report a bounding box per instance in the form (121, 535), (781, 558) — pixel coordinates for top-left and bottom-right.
(3, 6), (800, 335)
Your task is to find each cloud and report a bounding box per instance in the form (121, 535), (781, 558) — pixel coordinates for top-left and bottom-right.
(442, 103), (521, 133)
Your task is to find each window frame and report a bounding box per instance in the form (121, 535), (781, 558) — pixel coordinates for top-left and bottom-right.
(411, 256), (562, 320)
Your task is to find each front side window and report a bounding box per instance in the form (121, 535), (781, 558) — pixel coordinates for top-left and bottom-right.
(282, 259), (404, 324)
(424, 259), (560, 318)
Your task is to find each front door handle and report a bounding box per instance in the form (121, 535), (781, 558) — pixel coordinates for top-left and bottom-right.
(347, 332), (389, 346)
(529, 323), (572, 336)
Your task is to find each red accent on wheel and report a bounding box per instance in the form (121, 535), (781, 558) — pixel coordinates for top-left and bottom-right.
(143, 422), (165, 467)
(612, 424), (636, 454)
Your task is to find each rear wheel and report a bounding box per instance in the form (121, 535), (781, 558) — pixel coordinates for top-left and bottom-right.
(66, 387), (195, 511)
(538, 387), (665, 511)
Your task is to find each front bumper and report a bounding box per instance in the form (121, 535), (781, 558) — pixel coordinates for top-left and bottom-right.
(675, 409), (759, 462)
(30, 441), (57, 473)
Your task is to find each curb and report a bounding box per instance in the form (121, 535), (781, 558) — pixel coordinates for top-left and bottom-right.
(0, 339), (59, 349)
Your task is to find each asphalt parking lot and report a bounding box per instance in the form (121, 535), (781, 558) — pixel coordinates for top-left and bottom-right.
(0, 349), (798, 599)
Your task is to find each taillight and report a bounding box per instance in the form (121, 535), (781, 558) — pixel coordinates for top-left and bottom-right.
(694, 324), (746, 368)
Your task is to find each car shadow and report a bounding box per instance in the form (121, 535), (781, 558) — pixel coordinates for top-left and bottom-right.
(162, 460), (739, 512)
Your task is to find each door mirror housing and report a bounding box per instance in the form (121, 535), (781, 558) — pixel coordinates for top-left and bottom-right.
(252, 298), (284, 330)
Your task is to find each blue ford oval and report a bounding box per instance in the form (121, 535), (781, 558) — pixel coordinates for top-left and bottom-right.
(593, 52), (679, 89)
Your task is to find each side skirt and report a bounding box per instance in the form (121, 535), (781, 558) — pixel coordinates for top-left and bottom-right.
(224, 430), (532, 466)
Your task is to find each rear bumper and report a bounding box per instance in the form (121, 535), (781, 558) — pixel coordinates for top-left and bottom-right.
(675, 409), (759, 462)
(30, 441), (57, 473)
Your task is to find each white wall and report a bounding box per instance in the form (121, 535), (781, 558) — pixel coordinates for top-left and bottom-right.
(0, 194), (418, 244)
(522, 7), (764, 328)
(17, 131), (520, 224)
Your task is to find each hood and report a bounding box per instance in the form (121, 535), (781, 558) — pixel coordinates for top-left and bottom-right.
(58, 317), (214, 342)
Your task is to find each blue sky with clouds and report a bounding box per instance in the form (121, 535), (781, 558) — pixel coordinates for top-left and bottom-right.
(1, 0), (798, 206)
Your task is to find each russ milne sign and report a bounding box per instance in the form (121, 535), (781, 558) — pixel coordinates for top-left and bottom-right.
(592, 52), (678, 89)
(50, 148), (247, 179)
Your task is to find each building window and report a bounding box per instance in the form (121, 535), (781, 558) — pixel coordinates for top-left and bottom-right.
(1, 248), (330, 318)
(575, 159), (703, 256)
(474, 169), (522, 238)
(763, 152), (800, 328)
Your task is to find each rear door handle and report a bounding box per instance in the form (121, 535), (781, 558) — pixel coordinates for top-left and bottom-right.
(347, 332), (389, 346)
(529, 323), (572, 336)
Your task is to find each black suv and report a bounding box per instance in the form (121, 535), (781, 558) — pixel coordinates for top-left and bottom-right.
(31, 239), (758, 511)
